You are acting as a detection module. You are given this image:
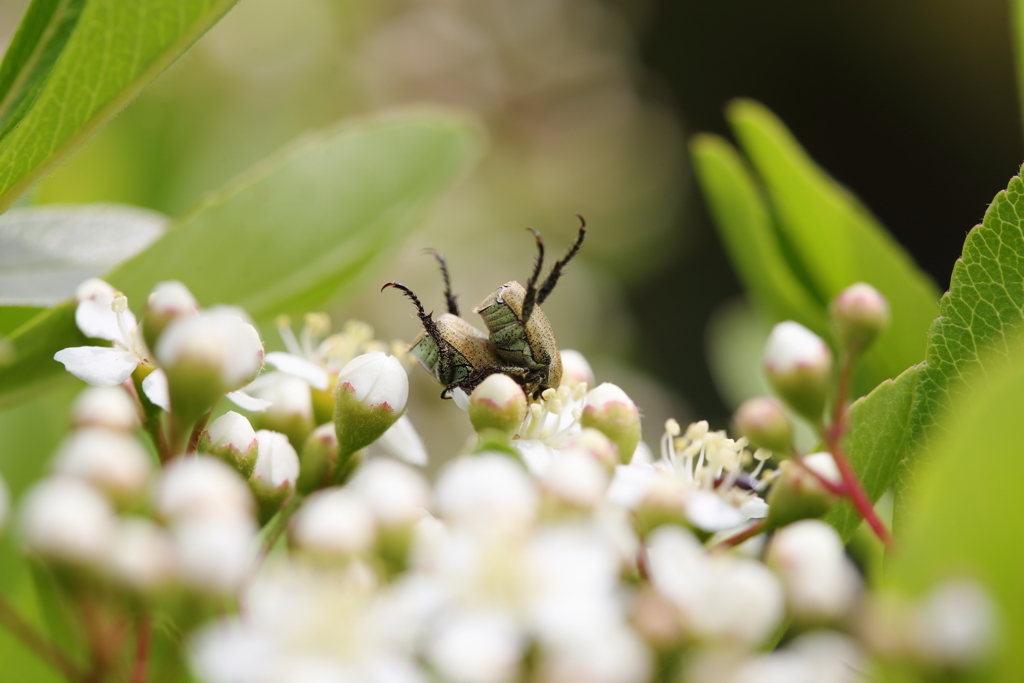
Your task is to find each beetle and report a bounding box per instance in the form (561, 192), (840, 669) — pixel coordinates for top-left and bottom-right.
(382, 252), (528, 399)
(474, 215), (587, 397)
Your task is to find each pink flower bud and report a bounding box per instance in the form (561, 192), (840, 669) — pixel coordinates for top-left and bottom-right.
(468, 374), (528, 435)
(155, 456), (255, 523)
(71, 386), (139, 432)
(581, 383), (641, 463)
(830, 282), (890, 354)
(732, 396), (793, 455)
(334, 352), (408, 464)
(559, 349), (595, 388)
(249, 430), (300, 521)
(763, 322), (832, 425)
(52, 428), (153, 504)
(289, 488), (376, 559)
(19, 478), (116, 568)
(199, 411), (259, 478)
(144, 280), (199, 349)
(767, 520), (860, 623)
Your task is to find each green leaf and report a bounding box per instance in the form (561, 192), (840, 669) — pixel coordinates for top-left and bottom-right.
(896, 166), (1024, 524)
(0, 0), (240, 212)
(690, 134), (827, 335)
(0, 203), (166, 306)
(887, 346), (1024, 681)
(724, 100), (940, 391)
(0, 108), (484, 408)
(0, 0), (85, 138)
(825, 364), (919, 539)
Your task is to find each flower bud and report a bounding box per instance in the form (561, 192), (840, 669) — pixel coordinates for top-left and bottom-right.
(297, 423), (338, 494)
(763, 322), (833, 425)
(426, 612), (522, 683)
(764, 452), (841, 529)
(107, 517), (175, 594)
(539, 449), (610, 512)
(143, 280), (199, 349)
(19, 478), (116, 568)
(766, 520), (860, 623)
(334, 352), (408, 461)
(154, 456), (255, 523)
(249, 430), (300, 522)
(155, 309), (264, 420)
(468, 374), (528, 435)
(351, 458), (430, 527)
(830, 282), (889, 355)
(913, 578), (997, 668)
(563, 428), (619, 469)
(250, 375), (315, 448)
(71, 386), (139, 432)
(581, 383), (641, 463)
(52, 428), (153, 505)
(172, 517), (257, 596)
(289, 488), (376, 560)
(732, 397), (792, 455)
(198, 411), (259, 478)
(435, 454), (537, 533)
(560, 349), (595, 388)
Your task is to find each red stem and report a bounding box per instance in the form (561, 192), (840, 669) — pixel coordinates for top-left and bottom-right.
(714, 519), (767, 551)
(187, 411), (211, 454)
(131, 614), (151, 683)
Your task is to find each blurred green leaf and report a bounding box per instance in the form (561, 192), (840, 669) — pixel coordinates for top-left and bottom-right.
(690, 134), (827, 334)
(0, 204), (166, 306)
(0, 108), (484, 408)
(0, 0), (85, 138)
(0, 0), (240, 212)
(825, 364), (919, 539)
(724, 100), (940, 392)
(888, 346), (1024, 681)
(896, 166), (1024, 525)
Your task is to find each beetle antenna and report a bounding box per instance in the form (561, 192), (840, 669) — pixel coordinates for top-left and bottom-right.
(536, 214), (586, 305)
(522, 228), (545, 324)
(381, 282), (448, 350)
(422, 249), (459, 316)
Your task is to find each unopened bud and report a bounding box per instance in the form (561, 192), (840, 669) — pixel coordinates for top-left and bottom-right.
(765, 452), (841, 529)
(250, 375), (314, 448)
(435, 454), (537, 533)
(198, 411), (259, 478)
(913, 578), (997, 669)
(155, 309), (264, 420)
(563, 428), (619, 469)
(172, 517), (257, 596)
(143, 281), (198, 349)
(19, 478), (116, 568)
(763, 322), (832, 425)
(581, 383), (641, 463)
(297, 423), (338, 494)
(289, 488), (376, 560)
(249, 430), (300, 522)
(539, 449), (610, 511)
(334, 352), (408, 464)
(559, 349), (595, 388)
(107, 517), (175, 593)
(766, 519), (860, 623)
(830, 283), (889, 355)
(732, 397), (792, 455)
(71, 387), (139, 432)
(154, 456), (255, 523)
(52, 428), (153, 505)
(469, 374), (528, 435)
(351, 458), (430, 527)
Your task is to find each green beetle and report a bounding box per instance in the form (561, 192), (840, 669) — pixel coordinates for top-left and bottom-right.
(383, 252), (528, 399)
(474, 216), (587, 398)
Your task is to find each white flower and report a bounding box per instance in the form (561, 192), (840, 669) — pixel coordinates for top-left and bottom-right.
(559, 349), (595, 388)
(55, 280), (154, 388)
(52, 427), (153, 503)
(19, 477), (117, 568)
(172, 517), (258, 595)
(70, 386), (139, 431)
(290, 488), (377, 558)
(766, 520), (861, 623)
(351, 458), (430, 527)
(155, 456), (255, 522)
(375, 414), (428, 466)
(426, 610), (523, 683)
(251, 430), (300, 493)
(435, 454), (538, 534)
(107, 517), (176, 593)
(912, 578), (998, 668)
(512, 383), (588, 475)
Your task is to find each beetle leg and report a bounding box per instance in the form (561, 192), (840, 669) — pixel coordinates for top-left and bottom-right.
(521, 228), (546, 325)
(442, 365), (531, 399)
(422, 248), (459, 316)
(381, 281), (455, 371)
(536, 214), (586, 305)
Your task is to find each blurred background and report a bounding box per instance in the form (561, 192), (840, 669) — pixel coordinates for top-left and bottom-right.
(1, 0), (1021, 461)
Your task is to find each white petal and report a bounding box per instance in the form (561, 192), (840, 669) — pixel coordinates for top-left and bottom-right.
(141, 369), (170, 411)
(685, 490), (747, 532)
(605, 463), (657, 509)
(54, 346), (139, 385)
(226, 390), (272, 412)
(512, 439), (555, 476)
(451, 387), (470, 411)
(264, 351), (329, 391)
(739, 496), (769, 519)
(377, 415), (428, 466)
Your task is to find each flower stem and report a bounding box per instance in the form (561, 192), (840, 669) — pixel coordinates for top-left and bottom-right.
(0, 592), (89, 683)
(131, 613), (151, 683)
(187, 410), (211, 454)
(714, 519), (767, 551)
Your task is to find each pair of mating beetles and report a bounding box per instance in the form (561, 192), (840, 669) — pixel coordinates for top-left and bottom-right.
(383, 216), (587, 400)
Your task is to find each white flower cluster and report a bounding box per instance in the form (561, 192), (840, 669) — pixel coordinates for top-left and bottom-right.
(1, 283), (997, 682)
